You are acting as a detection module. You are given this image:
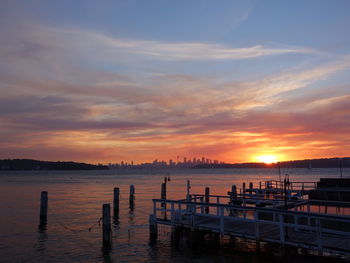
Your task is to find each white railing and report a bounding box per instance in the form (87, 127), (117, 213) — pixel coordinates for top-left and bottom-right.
(152, 198), (350, 255)
(263, 180), (317, 191)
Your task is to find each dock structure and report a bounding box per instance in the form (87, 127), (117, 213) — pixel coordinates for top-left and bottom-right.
(245, 180), (317, 197)
(309, 178), (350, 202)
(150, 180), (350, 257)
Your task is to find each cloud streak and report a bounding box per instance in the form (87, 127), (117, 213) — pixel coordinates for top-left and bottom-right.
(52, 27), (320, 61)
(1, 24), (318, 65)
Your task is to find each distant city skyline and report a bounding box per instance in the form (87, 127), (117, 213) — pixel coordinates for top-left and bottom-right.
(109, 155), (223, 168)
(1, 1), (350, 163)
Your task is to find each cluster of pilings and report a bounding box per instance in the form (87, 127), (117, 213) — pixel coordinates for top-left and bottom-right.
(38, 184), (136, 251)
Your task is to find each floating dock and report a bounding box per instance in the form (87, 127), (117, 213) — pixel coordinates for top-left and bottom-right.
(149, 179), (350, 257)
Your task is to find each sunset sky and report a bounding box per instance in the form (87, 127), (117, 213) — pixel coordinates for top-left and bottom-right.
(1, 0), (350, 164)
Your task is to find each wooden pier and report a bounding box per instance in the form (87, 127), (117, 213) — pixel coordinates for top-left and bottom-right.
(150, 181), (350, 257)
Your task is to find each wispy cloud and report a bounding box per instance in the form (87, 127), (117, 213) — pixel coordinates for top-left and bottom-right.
(53, 27), (318, 61)
(1, 25), (318, 64)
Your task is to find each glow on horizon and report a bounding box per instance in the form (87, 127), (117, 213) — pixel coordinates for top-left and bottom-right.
(255, 155), (278, 164)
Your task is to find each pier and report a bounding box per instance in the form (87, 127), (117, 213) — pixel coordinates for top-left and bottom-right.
(150, 180), (350, 257)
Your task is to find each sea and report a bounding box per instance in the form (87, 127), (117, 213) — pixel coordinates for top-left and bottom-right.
(0, 168), (349, 263)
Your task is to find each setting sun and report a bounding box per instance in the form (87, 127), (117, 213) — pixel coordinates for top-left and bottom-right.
(256, 155), (278, 164)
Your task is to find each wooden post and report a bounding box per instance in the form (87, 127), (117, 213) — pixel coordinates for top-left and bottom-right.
(40, 191), (48, 222)
(161, 182), (167, 215)
(113, 188), (119, 217)
(149, 214), (158, 241)
(186, 180), (191, 201)
(249, 182), (253, 190)
(102, 204), (111, 248)
(254, 211), (260, 239)
(220, 207), (224, 235)
(316, 218), (323, 253)
(200, 197), (204, 213)
(170, 202), (175, 227)
(129, 185), (135, 208)
(216, 197), (220, 216)
(243, 183), (246, 193)
(205, 187), (210, 214)
(279, 213), (285, 243)
(161, 183), (166, 201)
(186, 180), (191, 211)
(230, 185), (237, 203)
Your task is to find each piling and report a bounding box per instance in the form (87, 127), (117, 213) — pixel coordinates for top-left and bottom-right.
(39, 191), (48, 222)
(161, 182), (167, 207)
(186, 180), (191, 211)
(186, 180), (191, 201)
(230, 185), (237, 202)
(129, 185), (135, 208)
(205, 187), (210, 214)
(243, 183), (246, 193)
(113, 187), (119, 217)
(102, 204), (111, 248)
(249, 182), (253, 191)
(149, 214), (158, 241)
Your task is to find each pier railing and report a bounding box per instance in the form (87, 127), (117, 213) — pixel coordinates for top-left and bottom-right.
(263, 180), (317, 191)
(188, 193), (307, 207)
(152, 198), (350, 255)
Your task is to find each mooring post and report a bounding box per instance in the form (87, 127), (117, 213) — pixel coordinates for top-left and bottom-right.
(186, 180), (191, 211)
(249, 182), (253, 198)
(186, 180), (191, 201)
(149, 214), (158, 241)
(230, 185), (237, 202)
(102, 204), (111, 248)
(161, 182), (167, 209)
(113, 187), (119, 217)
(39, 191), (48, 222)
(161, 182), (166, 200)
(205, 187), (210, 214)
(200, 197), (204, 213)
(129, 185), (135, 208)
(243, 182), (246, 194)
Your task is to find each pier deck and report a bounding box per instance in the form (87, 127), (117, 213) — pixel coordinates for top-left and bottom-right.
(151, 197), (350, 256)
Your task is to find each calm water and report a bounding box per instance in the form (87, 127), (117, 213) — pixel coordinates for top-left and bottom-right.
(0, 168), (349, 263)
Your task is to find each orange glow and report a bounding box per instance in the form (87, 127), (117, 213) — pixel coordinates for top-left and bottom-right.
(255, 155), (278, 164)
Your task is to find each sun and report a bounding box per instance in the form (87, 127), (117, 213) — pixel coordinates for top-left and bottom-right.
(256, 155), (278, 164)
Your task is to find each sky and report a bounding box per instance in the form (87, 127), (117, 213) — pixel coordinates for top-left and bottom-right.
(1, 0), (350, 164)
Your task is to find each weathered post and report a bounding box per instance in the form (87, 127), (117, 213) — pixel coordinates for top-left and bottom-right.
(249, 182), (253, 198)
(186, 180), (191, 211)
(243, 182), (246, 193)
(102, 204), (111, 248)
(129, 185), (135, 208)
(161, 182), (167, 208)
(205, 187), (210, 214)
(149, 214), (158, 241)
(230, 185), (237, 202)
(229, 185), (237, 216)
(113, 187), (119, 217)
(186, 180), (191, 201)
(39, 191), (48, 223)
